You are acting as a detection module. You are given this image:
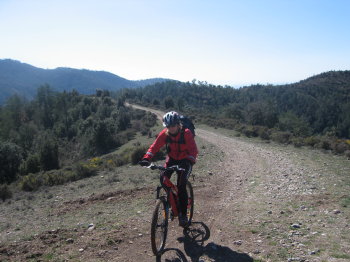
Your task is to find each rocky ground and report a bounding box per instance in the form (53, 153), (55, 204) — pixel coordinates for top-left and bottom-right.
(1, 105), (349, 262)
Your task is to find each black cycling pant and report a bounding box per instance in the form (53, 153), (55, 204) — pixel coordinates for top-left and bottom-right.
(160, 158), (192, 216)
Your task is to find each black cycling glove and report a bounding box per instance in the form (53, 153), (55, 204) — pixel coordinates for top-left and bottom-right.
(139, 159), (151, 167)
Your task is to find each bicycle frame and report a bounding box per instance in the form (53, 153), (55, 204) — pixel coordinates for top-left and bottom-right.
(152, 164), (184, 218)
(162, 176), (180, 217)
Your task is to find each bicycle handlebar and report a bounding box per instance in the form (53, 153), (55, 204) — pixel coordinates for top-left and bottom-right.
(146, 164), (185, 172)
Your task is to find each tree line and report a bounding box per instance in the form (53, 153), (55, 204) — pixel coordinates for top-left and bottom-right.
(0, 85), (156, 185)
(121, 71), (350, 156)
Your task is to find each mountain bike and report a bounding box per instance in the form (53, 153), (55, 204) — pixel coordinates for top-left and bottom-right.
(146, 164), (194, 255)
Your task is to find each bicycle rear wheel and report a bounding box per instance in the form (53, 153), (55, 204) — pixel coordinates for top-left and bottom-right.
(151, 198), (169, 255)
(186, 181), (194, 224)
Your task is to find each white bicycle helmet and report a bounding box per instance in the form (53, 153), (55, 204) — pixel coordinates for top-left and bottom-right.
(162, 111), (180, 127)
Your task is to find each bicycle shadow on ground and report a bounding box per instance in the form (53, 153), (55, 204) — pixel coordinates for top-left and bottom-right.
(178, 221), (254, 262)
(156, 248), (187, 262)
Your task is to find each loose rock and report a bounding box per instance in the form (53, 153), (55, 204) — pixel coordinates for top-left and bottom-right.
(233, 240), (242, 245)
(66, 238), (74, 244)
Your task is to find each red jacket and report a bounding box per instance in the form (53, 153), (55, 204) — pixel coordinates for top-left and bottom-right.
(143, 128), (198, 163)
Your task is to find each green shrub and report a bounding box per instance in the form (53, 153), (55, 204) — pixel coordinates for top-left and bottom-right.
(130, 146), (148, 165)
(291, 137), (305, 148)
(19, 168), (80, 191)
(44, 170), (75, 186)
(19, 173), (43, 191)
(256, 126), (270, 140)
(0, 184), (12, 201)
(334, 142), (348, 154)
(304, 136), (320, 147)
(271, 131), (292, 144)
(75, 162), (98, 179)
(235, 124), (245, 133)
(114, 158), (127, 167)
(316, 138), (331, 150)
(241, 125), (259, 138)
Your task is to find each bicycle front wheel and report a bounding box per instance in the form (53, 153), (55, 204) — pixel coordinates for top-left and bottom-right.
(186, 181), (194, 224)
(151, 198), (168, 255)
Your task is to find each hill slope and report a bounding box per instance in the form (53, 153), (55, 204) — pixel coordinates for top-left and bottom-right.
(0, 59), (168, 103)
(127, 70), (350, 138)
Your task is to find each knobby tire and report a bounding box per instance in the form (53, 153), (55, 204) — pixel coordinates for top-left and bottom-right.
(151, 198), (168, 255)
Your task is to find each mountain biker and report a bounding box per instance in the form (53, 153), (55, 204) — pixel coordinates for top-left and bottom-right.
(139, 111), (198, 227)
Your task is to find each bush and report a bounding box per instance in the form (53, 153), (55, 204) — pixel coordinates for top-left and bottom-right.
(114, 158), (127, 167)
(130, 146), (148, 165)
(291, 137), (305, 148)
(75, 162), (98, 179)
(304, 136), (320, 147)
(241, 125), (259, 138)
(271, 131), (292, 144)
(19, 173), (42, 191)
(334, 142), (349, 154)
(214, 118), (237, 130)
(0, 184), (12, 201)
(256, 126), (270, 140)
(19, 162), (97, 191)
(316, 138), (331, 150)
(44, 170), (76, 186)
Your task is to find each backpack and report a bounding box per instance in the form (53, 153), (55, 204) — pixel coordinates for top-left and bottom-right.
(179, 115), (195, 137)
(165, 115), (195, 153)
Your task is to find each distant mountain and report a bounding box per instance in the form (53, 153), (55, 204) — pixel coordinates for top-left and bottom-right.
(0, 59), (169, 104)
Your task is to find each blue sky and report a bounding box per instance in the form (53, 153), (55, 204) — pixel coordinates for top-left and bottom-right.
(1, 0), (350, 86)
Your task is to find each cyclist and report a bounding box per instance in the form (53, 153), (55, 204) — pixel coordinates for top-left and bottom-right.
(139, 111), (198, 227)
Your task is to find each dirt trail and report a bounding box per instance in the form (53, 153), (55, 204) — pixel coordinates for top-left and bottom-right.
(107, 107), (263, 261)
(1, 105), (349, 262)
(118, 105), (350, 262)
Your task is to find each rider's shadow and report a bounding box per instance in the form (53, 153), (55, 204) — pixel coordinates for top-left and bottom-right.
(155, 222), (253, 262)
(178, 222), (254, 262)
(156, 248), (187, 262)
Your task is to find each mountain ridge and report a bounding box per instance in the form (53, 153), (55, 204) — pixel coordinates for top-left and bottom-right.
(0, 59), (169, 103)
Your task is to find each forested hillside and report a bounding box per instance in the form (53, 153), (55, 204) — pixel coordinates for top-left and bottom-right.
(0, 59), (168, 104)
(0, 86), (157, 196)
(124, 71), (350, 155)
